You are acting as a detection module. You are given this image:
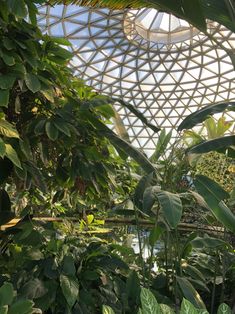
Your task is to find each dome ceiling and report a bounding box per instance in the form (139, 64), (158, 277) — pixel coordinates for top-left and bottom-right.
(38, 5), (235, 154)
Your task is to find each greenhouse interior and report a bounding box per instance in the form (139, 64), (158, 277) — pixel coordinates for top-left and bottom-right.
(0, 1), (235, 313)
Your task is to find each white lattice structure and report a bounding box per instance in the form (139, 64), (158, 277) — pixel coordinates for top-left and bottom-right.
(38, 5), (235, 154)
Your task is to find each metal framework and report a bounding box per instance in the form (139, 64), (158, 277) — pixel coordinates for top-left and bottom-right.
(38, 5), (235, 154)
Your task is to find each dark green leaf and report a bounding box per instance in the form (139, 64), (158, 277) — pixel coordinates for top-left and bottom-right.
(0, 75), (15, 89)
(8, 300), (34, 314)
(0, 189), (11, 212)
(126, 271), (140, 302)
(189, 136), (235, 154)
(22, 278), (47, 299)
(149, 225), (163, 247)
(53, 118), (71, 137)
(0, 158), (13, 184)
(156, 191), (182, 228)
(45, 121), (59, 141)
(143, 185), (161, 214)
(25, 73), (41, 93)
(62, 255), (76, 276)
(176, 277), (205, 309)
(2, 53), (15, 66)
(182, 0), (206, 31)
(194, 175), (235, 233)
(0, 90), (9, 108)
(5, 144), (22, 169)
(7, 0), (27, 18)
(0, 139), (6, 158)
(0, 282), (14, 306)
(60, 275), (79, 308)
(133, 173), (154, 210)
(178, 102), (235, 131)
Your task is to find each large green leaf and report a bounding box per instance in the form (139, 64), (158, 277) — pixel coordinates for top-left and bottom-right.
(7, 0), (27, 18)
(0, 120), (19, 138)
(176, 277), (205, 309)
(140, 287), (162, 314)
(60, 275), (79, 308)
(25, 73), (41, 93)
(142, 185), (161, 214)
(194, 175), (235, 233)
(0, 90), (9, 107)
(0, 282), (14, 306)
(178, 102), (235, 131)
(156, 191), (182, 228)
(0, 75), (15, 89)
(188, 136), (235, 154)
(45, 121), (59, 141)
(8, 300), (34, 314)
(5, 144), (22, 169)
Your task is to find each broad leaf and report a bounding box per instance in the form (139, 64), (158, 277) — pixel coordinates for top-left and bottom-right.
(60, 275), (79, 308)
(45, 121), (59, 141)
(140, 287), (162, 314)
(156, 191), (182, 228)
(180, 298), (208, 314)
(8, 300), (34, 314)
(194, 175), (235, 233)
(25, 73), (41, 93)
(178, 102), (235, 131)
(0, 282), (14, 306)
(7, 0), (27, 18)
(53, 118), (71, 137)
(149, 225), (163, 247)
(22, 279), (47, 299)
(0, 120), (19, 138)
(160, 304), (175, 314)
(176, 277), (206, 309)
(189, 136), (235, 154)
(0, 90), (9, 107)
(133, 173), (154, 210)
(5, 144), (22, 169)
(0, 74), (15, 89)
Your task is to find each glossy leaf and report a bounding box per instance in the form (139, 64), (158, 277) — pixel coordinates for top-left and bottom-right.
(102, 305), (115, 314)
(180, 298), (208, 314)
(5, 144), (22, 169)
(176, 277), (206, 309)
(178, 102), (235, 131)
(188, 136), (235, 154)
(156, 191), (182, 228)
(140, 287), (162, 314)
(0, 120), (19, 138)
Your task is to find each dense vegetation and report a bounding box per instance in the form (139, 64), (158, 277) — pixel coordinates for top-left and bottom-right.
(0, 1), (234, 313)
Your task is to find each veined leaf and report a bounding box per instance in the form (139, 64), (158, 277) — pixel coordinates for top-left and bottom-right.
(180, 298), (207, 314)
(156, 191), (182, 228)
(140, 287), (162, 314)
(5, 144), (22, 169)
(25, 73), (41, 93)
(188, 136), (235, 154)
(217, 303), (232, 314)
(176, 277), (206, 309)
(0, 90), (9, 107)
(178, 102), (235, 131)
(0, 120), (19, 138)
(102, 305), (115, 314)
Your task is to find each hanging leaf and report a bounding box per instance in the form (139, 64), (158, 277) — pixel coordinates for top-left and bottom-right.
(0, 90), (9, 107)
(5, 144), (22, 169)
(182, 0), (206, 32)
(150, 129), (172, 162)
(194, 175), (235, 233)
(176, 277), (206, 309)
(126, 271), (140, 302)
(25, 73), (41, 93)
(60, 275), (79, 308)
(7, 0), (27, 18)
(45, 121), (59, 141)
(53, 118), (71, 137)
(178, 102), (235, 131)
(149, 225), (163, 247)
(188, 136), (235, 154)
(133, 173), (154, 210)
(140, 287), (162, 314)
(0, 119), (19, 138)
(156, 191), (182, 228)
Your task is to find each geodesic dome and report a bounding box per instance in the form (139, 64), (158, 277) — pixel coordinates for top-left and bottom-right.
(38, 5), (235, 155)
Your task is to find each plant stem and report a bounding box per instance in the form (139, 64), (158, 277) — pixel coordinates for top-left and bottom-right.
(135, 206), (146, 286)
